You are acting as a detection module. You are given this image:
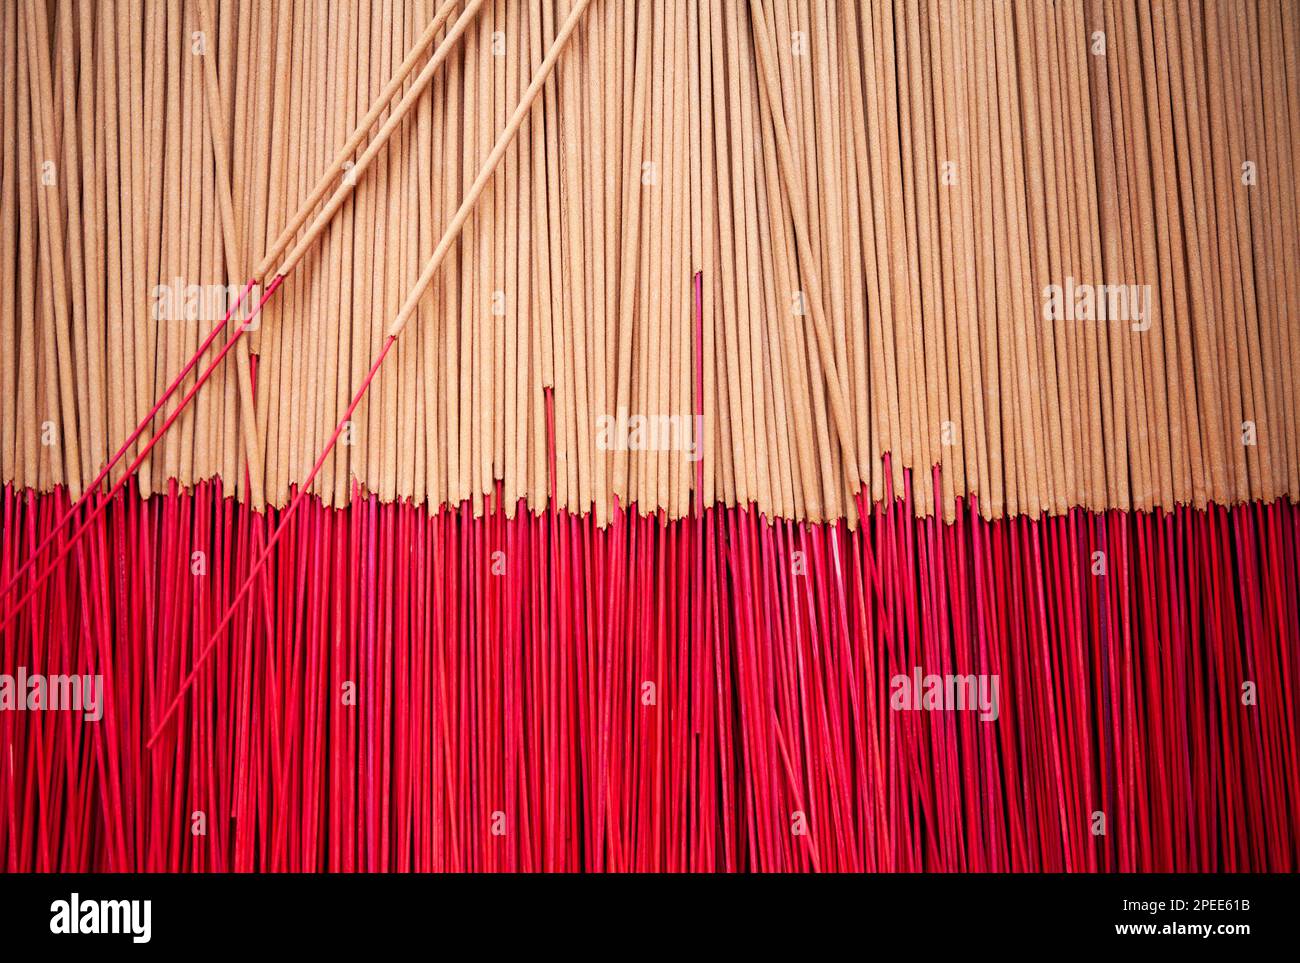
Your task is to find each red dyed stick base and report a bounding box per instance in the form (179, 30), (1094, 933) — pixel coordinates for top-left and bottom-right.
(1, 479), (1296, 871)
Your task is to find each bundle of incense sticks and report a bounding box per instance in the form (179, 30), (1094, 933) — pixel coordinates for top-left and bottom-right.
(3, 0), (1297, 522)
(1, 0), (1298, 872)
(1, 478), (1297, 870)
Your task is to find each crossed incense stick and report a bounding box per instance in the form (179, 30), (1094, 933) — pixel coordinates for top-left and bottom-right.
(146, 0), (596, 746)
(4, 0), (596, 744)
(2, 0), (592, 743)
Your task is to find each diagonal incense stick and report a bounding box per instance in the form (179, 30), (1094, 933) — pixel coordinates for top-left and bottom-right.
(0, 0), (482, 612)
(148, 0), (596, 749)
(196, 0), (262, 510)
(256, 0), (467, 279)
(745, 0), (859, 496)
(388, 0), (594, 338)
(0, 280), (254, 601)
(274, 0), (487, 278)
(0, 278), (284, 636)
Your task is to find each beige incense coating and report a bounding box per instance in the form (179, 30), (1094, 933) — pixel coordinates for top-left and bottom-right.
(387, 0), (595, 338)
(747, 0), (860, 498)
(196, 0), (265, 510)
(254, 0), (466, 280)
